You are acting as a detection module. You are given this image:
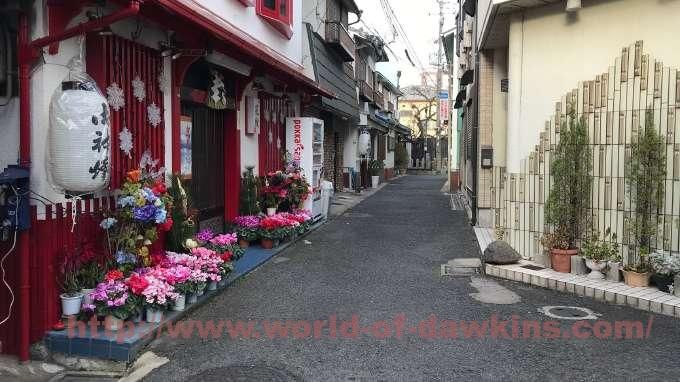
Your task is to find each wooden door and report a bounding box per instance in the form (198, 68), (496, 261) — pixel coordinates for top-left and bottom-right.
(182, 103), (225, 227)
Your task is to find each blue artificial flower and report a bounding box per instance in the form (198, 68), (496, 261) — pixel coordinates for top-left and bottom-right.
(154, 208), (167, 224)
(99, 217), (117, 230)
(142, 187), (158, 203)
(133, 205), (157, 222)
(115, 251), (137, 264)
(117, 196), (136, 208)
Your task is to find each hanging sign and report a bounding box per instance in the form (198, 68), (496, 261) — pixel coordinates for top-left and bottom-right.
(206, 70), (227, 110)
(180, 116), (192, 177)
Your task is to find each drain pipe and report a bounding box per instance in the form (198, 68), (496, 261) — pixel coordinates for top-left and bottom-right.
(16, 1), (141, 362)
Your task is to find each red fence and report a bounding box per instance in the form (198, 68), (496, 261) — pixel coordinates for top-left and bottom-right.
(1, 197), (112, 354)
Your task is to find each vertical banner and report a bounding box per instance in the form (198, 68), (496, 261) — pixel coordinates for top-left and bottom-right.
(438, 90), (450, 124)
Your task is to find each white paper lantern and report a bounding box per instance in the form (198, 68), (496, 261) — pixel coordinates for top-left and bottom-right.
(358, 131), (370, 155)
(49, 87), (111, 193)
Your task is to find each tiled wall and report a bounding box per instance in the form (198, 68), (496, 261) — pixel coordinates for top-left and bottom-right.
(493, 41), (680, 262)
(478, 50), (495, 209)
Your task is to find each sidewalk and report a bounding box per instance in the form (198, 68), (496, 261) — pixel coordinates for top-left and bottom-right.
(328, 176), (401, 218)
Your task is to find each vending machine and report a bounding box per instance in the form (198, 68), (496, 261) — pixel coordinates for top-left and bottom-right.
(286, 117), (325, 217)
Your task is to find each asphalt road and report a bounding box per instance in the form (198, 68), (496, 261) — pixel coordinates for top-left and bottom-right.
(144, 175), (680, 381)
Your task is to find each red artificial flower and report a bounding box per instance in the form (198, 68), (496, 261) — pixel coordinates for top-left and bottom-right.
(127, 169), (141, 183)
(221, 252), (233, 262)
(151, 251), (165, 266)
(105, 269), (124, 282)
(152, 180), (167, 196)
(159, 217), (174, 231)
(127, 274), (149, 295)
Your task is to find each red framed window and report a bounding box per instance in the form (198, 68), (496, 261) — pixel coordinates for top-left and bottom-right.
(237, 0), (255, 6)
(256, 0), (293, 39)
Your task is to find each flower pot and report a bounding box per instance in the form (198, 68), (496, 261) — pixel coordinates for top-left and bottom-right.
(80, 288), (95, 307)
(132, 313), (142, 323)
(145, 308), (163, 323)
(606, 262), (622, 282)
(550, 248), (578, 273)
(261, 238), (274, 249)
(187, 293), (198, 304)
(623, 270), (650, 287)
(266, 207), (277, 216)
(239, 239), (250, 249)
(172, 294), (186, 311)
(60, 293), (84, 316)
(651, 273), (674, 293)
(371, 175), (379, 189)
(105, 315), (124, 331)
(207, 281), (217, 291)
(585, 259), (607, 279)
(197, 287), (205, 296)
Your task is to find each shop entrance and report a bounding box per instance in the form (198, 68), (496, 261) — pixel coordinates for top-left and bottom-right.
(179, 59), (240, 231)
(181, 103), (225, 229)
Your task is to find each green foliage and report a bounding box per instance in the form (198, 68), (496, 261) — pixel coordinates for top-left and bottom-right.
(239, 167), (261, 215)
(625, 111), (666, 267)
(582, 228), (619, 262)
(166, 174), (197, 252)
(545, 109), (592, 249)
(77, 260), (105, 289)
(368, 160), (384, 177)
(395, 142), (409, 170)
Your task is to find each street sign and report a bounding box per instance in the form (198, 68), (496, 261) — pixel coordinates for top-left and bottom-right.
(438, 91), (449, 100)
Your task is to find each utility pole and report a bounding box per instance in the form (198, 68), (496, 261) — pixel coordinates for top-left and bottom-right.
(435, 0), (445, 173)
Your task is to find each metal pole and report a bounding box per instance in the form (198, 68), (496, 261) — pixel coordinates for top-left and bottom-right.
(435, 0), (444, 173)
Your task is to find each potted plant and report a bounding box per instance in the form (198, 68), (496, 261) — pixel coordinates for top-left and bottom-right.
(239, 167), (261, 216)
(58, 249), (84, 317)
(606, 250), (623, 282)
(234, 215), (261, 248)
(368, 160), (384, 189)
(161, 264), (192, 311)
(649, 252), (680, 293)
(582, 229), (618, 280)
(140, 274), (177, 323)
(166, 173), (197, 253)
(88, 274), (131, 331)
(623, 248), (652, 287)
(78, 259), (105, 307)
(544, 109), (592, 273)
(623, 112), (666, 287)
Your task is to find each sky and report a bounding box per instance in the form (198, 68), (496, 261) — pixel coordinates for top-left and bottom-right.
(353, 0), (457, 88)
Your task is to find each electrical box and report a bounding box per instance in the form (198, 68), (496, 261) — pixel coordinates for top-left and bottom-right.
(481, 145), (493, 169)
(0, 165), (31, 235)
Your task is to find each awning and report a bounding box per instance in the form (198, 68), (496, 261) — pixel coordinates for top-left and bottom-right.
(454, 89), (466, 109)
(147, 0), (335, 99)
(460, 69), (474, 86)
(367, 114), (388, 133)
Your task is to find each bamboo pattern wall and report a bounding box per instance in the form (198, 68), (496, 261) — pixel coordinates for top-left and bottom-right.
(492, 41), (680, 262)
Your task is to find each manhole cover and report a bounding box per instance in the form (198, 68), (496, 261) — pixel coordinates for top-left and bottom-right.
(539, 306), (600, 320)
(191, 365), (299, 381)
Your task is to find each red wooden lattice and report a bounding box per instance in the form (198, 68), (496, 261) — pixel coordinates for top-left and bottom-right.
(258, 93), (294, 175)
(86, 34), (165, 189)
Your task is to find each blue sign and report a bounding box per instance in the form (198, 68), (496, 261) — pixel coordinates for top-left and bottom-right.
(439, 91), (449, 100)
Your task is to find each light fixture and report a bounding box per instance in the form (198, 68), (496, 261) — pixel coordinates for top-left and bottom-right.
(171, 51), (183, 60)
(205, 51), (252, 77)
(97, 26), (113, 36)
(566, 0), (581, 12)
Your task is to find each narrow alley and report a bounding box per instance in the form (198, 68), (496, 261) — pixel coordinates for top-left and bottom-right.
(144, 176), (680, 381)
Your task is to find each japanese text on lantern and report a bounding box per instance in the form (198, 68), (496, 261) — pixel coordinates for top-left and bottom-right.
(88, 103), (110, 180)
(293, 119), (303, 161)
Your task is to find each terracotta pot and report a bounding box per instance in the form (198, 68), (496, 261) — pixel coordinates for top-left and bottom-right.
(550, 248), (578, 273)
(261, 238), (274, 249)
(623, 270), (650, 287)
(238, 239), (250, 249)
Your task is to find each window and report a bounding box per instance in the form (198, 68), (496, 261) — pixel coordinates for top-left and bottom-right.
(257, 0), (293, 39)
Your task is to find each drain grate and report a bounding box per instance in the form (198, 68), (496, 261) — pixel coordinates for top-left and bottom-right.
(539, 306), (600, 320)
(441, 258), (482, 277)
(521, 264), (545, 271)
(191, 365), (300, 381)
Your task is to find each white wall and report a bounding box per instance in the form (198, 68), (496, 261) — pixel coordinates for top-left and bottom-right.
(191, 0), (303, 68)
(342, 125), (357, 169)
(384, 131), (395, 169)
(507, 0), (680, 171)
(492, 47), (507, 168)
